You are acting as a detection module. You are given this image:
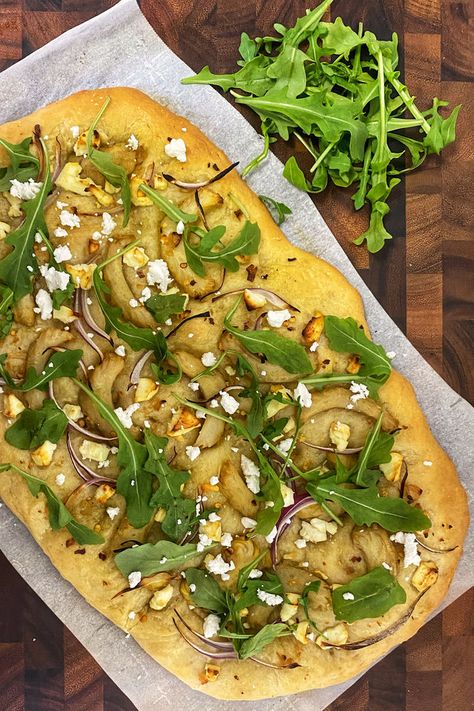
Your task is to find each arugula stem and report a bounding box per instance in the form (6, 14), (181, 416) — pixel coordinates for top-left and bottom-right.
(95, 237), (143, 272)
(320, 500), (343, 526)
(294, 133), (335, 173)
(242, 122), (270, 178)
(388, 75), (431, 134)
(139, 183), (197, 224)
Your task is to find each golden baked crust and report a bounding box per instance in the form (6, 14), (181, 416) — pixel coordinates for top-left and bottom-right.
(0, 88), (469, 700)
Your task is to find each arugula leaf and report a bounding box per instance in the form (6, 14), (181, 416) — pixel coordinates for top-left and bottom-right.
(0, 349), (82, 392)
(184, 221), (260, 277)
(236, 354), (265, 438)
(86, 99), (131, 226)
(114, 540), (206, 578)
(234, 571), (284, 614)
(259, 194), (292, 225)
(0, 463), (103, 545)
(5, 399), (67, 450)
(139, 183), (197, 224)
(0, 137), (39, 191)
(185, 568), (229, 614)
(0, 286), (14, 339)
(308, 476), (431, 532)
(145, 293), (187, 324)
(332, 566), (406, 622)
(301, 580), (322, 628)
(353, 411), (393, 487)
(73, 379), (153, 529)
(238, 623), (289, 659)
(224, 297), (311, 375)
(0, 139), (52, 303)
(144, 432), (197, 542)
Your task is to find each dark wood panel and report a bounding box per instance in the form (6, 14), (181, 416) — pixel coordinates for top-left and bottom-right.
(0, 1), (472, 709)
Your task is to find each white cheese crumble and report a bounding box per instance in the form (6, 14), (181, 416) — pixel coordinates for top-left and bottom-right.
(126, 134), (139, 151)
(10, 178), (43, 200)
(128, 611), (136, 620)
(176, 220), (185, 235)
(115, 345), (126, 357)
(164, 137), (187, 162)
(293, 382), (312, 408)
(188, 381), (200, 391)
(241, 516), (257, 529)
(277, 438), (293, 455)
(220, 532), (233, 547)
(101, 212), (116, 235)
(185, 445), (201, 461)
(266, 309), (291, 328)
(265, 526), (278, 544)
(59, 209), (80, 229)
(203, 613), (220, 639)
(34, 289), (53, 320)
(147, 259), (172, 292)
(423, 460), (433, 467)
(386, 351), (396, 359)
(347, 381), (370, 409)
(205, 554), (235, 581)
(248, 569), (263, 579)
(53, 245), (72, 263)
(295, 538), (307, 549)
(55, 473), (66, 486)
(209, 475), (219, 485)
(241, 454), (260, 494)
(342, 592), (355, 601)
(309, 341), (319, 352)
(128, 571), (142, 589)
(53, 227), (68, 238)
(70, 125), (80, 138)
(188, 584), (196, 593)
(390, 531), (421, 568)
(201, 351), (217, 367)
(106, 506), (121, 520)
(114, 403), (140, 429)
(256, 589), (283, 606)
(219, 390), (239, 415)
(39, 265), (70, 293)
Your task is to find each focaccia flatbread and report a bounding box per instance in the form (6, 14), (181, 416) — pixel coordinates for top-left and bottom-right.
(0, 88), (468, 700)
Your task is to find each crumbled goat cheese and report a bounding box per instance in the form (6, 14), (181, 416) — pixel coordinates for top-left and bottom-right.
(219, 390), (239, 415)
(39, 265), (70, 293)
(10, 178), (43, 200)
(129, 298), (139, 308)
(203, 613), (220, 639)
(114, 403), (140, 429)
(267, 309), (291, 328)
(147, 259), (172, 292)
(295, 538), (307, 549)
(128, 571), (142, 589)
(309, 341), (319, 352)
(248, 569), (263, 579)
(176, 220), (185, 235)
(205, 554), (235, 581)
(53, 227), (68, 238)
(382, 562), (392, 570)
(293, 382), (312, 408)
(386, 351), (396, 359)
(256, 589), (283, 606)
(128, 611), (136, 620)
(186, 445), (201, 461)
(197, 532), (213, 552)
(70, 125), (80, 138)
(390, 532), (421, 568)
(188, 381), (200, 391)
(209, 475), (219, 486)
(189, 584), (196, 593)
(241, 516), (257, 529)
(34, 289), (53, 320)
(277, 438), (293, 455)
(101, 212), (116, 235)
(265, 526), (278, 544)
(115, 345), (126, 357)
(423, 460), (433, 467)
(140, 286), (152, 303)
(53, 245), (72, 263)
(220, 532), (233, 547)
(164, 137), (187, 162)
(241, 454), (260, 494)
(106, 506), (121, 520)
(59, 209), (81, 229)
(55, 473), (66, 486)
(56, 200), (68, 209)
(201, 351), (217, 367)
(126, 134), (139, 151)
(347, 381), (369, 409)
(342, 592), (355, 601)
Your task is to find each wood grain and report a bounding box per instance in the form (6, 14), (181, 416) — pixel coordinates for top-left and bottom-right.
(0, 1), (472, 709)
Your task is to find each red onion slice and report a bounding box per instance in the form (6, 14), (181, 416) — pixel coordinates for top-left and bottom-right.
(163, 162), (239, 190)
(67, 431), (116, 484)
(300, 440), (363, 455)
(130, 350), (153, 386)
(76, 289), (113, 344)
(271, 494), (316, 566)
(212, 287), (300, 312)
(174, 610), (234, 650)
(49, 382), (117, 442)
(415, 538), (458, 554)
(73, 318), (105, 361)
(166, 311), (211, 339)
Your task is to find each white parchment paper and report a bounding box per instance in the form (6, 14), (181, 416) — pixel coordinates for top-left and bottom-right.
(0, 1), (472, 709)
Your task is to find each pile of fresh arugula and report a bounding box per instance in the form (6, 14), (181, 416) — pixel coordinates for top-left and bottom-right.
(182, 0), (460, 252)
